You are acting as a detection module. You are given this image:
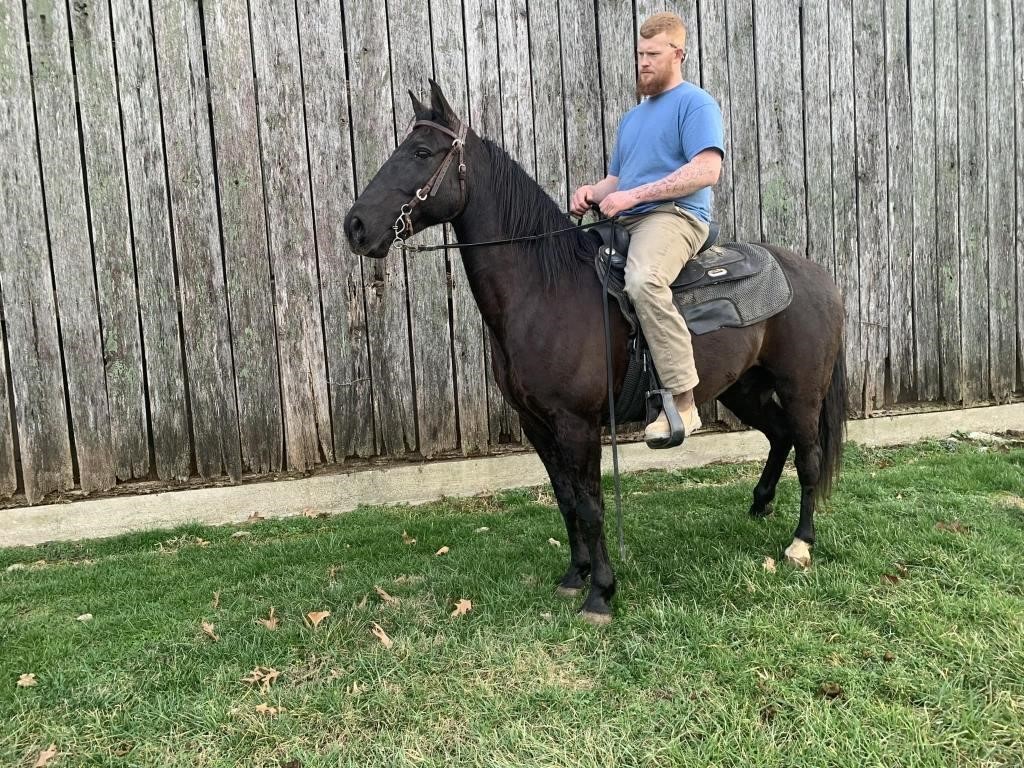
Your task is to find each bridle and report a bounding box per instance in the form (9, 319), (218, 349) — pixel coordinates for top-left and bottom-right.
(389, 119), (615, 253)
(391, 120), (468, 250)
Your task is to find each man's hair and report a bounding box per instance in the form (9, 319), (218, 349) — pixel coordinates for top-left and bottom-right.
(639, 12), (687, 49)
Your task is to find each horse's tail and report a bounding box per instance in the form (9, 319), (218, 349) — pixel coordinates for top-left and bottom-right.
(816, 342), (848, 503)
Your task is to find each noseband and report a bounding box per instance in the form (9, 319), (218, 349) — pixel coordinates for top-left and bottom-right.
(391, 120), (468, 250)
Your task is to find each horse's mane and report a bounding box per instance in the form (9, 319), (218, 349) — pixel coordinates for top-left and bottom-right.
(480, 137), (595, 289)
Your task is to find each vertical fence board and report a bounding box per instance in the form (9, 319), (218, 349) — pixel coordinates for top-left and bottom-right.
(110, 0), (191, 480)
(0, 1), (73, 502)
(466, 0), (520, 446)
(0, 318), (16, 497)
(725, 0), (760, 241)
(853, 0), (890, 412)
(297, 0), (373, 460)
(344, 0), (415, 456)
(152, 0), (241, 479)
(958, 0), (989, 403)
(388, 0), (458, 458)
(70, 0), (149, 480)
(1016, 0), (1024, 390)
(830, 0), (863, 413)
(430, 0), (489, 455)
(935, 0), (962, 403)
(699, 0), (735, 242)
(497, 0), (535, 171)
(597, 0), (636, 168)
(884, 0), (914, 401)
(801, 0), (833, 272)
(529, 0), (567, 205)
(754, 1), (806, 254)
(27, 0), (115, 492)
(249, 0), (334, 467)
(560, 0), (603, 199)
(910, 0), (941, 401)
(986, 0), (1016, 402)
(203, 0), (282, 474)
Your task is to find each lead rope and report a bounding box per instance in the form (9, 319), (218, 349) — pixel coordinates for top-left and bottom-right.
(600, 250), (626, 560)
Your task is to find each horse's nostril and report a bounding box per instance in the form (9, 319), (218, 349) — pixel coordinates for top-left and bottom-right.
(350, 215), (364, 236)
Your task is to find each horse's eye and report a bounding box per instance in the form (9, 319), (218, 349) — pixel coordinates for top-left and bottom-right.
(414, 147), (432, 159)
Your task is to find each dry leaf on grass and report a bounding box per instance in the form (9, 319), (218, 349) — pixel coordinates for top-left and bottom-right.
(303, 507), (328, 519)
(451, 599), (472, 618)
(935, 520), (970, 534)
(883, 651), (896, 663)
(212, 591), (221, 609)
(246, 512), (265, 523)
(374, 586), (399, 607)
(402, 531), (416, 545)
(474, 527), (490, 534)
(435, 546), (450, 556)
(17, 673), (37, 688)
(305, 611), (331, 629)
(819, 681), (844, 699)
(5, 563), (26, 573)
(881, 573), (902, 585)
(547, 538), (561, 548)
(370, 622), (393, 649)
(254, 703), (286, 717)
(33, 744), (58, 767)
(76, 613), (93, 623)
(241, 666), (280, 693)
(230, 531), (251, 539)
(762, 556), (777, 573)
(201, 622), (220, 642)
(258, 607), (278, 631)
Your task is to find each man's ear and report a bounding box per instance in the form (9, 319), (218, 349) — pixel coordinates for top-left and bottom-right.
(428, 79), (461, 126)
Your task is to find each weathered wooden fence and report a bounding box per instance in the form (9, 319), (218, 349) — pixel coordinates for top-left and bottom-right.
(0, 0), (1021, 504)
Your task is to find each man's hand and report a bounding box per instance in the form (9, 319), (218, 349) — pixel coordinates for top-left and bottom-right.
(599, 190), (639, 217)
(570, 185), (595, 216)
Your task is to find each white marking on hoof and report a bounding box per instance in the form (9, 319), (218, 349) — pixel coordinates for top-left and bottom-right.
(580, 610), (612, 626)
(555, 585), (582, 598)
(784, 538), (812, 569)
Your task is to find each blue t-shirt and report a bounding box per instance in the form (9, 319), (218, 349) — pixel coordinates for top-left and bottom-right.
(608, 81), (725, 221)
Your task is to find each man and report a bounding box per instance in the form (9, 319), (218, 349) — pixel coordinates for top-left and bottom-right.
(571, 12), (724, 445)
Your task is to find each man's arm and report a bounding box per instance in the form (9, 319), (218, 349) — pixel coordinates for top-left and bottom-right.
(570, 175), (619, 216)
(598, 150), (722, 217)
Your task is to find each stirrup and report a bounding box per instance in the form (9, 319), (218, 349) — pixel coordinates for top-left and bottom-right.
(644, 388), (685, 449)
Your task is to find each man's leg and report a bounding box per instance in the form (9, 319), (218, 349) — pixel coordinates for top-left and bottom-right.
(621, 204), (709, 440)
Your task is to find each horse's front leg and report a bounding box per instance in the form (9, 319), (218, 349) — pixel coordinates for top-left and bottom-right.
(521, 416), (591, 594)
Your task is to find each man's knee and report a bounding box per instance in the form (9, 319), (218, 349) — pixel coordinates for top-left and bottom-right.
(623, 263), (667, 301)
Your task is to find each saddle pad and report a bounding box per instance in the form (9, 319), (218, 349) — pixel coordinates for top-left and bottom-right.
(673, 243), (792, 335)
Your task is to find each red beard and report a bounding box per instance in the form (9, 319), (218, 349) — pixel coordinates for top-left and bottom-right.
(636, 67), (674, 97)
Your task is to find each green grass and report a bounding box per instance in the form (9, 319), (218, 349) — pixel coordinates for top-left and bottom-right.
(1, 438), (1023, 767)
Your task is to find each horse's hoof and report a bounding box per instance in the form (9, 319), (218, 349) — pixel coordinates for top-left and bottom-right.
(555, 585), (583, 598)
(580, 610), (612, 626)
(784, 538), (812, 569)
(750, 502), (774, 519)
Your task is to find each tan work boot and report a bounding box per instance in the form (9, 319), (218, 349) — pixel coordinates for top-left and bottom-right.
(644, 395), (702, 443)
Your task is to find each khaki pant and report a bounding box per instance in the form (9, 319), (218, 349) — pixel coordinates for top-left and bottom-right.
(619, 203), (709, 394)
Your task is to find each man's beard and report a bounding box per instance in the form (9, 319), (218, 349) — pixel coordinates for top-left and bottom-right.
(636, 67), (673, 97)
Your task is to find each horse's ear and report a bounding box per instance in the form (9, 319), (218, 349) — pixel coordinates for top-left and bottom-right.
(408, 89), (429, 118)
(428, 79), (461, 126)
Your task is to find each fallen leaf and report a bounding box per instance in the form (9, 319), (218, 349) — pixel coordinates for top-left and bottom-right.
(881, 573), (902, 585)
(306, 611), (331, 628)
(195, 538), (210, 548)
(402, 531), (416, 545)
(258, 607), (278, 631)
(547, 538), (561, 548)
(255, 703), (285, 716)
(935, 520), (970, 534)
(819, 682), (844, 699)
(451, 598), (472, 618)
(435, 546), (449, 556)
(883, 651), (896, 663)
(246, 512), (265, 523)
(370, 622), (393, 649)
(5, 563), (26, 573)
(894, 562), (909, 577)
(212, 591), (221, 609)
(76, 613), (93, 622)
(762, 556), (777, 573)
(374, 586), (399, 607)
(17, 673), (37, 688)
(474, 527), (490, 533)
(328, 565), (341, 581)
(230, 531), (251, 539)
(355, 594), (368, 609)
(759, 704), (779, 724)
(33, 744), (58, 767)
(201, 621), (220, 642)
(241, 666), (280, 693)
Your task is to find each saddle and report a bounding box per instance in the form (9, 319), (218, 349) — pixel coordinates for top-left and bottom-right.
(589, 217), (793, 446)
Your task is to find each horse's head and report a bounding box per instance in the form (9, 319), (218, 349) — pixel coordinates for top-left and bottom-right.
(344, 80), (468, 259)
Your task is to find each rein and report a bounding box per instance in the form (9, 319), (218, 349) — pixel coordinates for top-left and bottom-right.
(391, 120), (615, 252)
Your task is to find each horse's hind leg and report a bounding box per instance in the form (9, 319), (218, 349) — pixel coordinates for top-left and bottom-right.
(775, 388), (824, 568)
(718, 371), (793, 518)
(520, 414), (591, 596)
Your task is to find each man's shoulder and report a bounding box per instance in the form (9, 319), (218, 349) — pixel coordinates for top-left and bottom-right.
(673, 82), (719, 111)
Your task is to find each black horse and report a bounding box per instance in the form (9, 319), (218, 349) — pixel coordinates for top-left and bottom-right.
(345, 82), (847, 624)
